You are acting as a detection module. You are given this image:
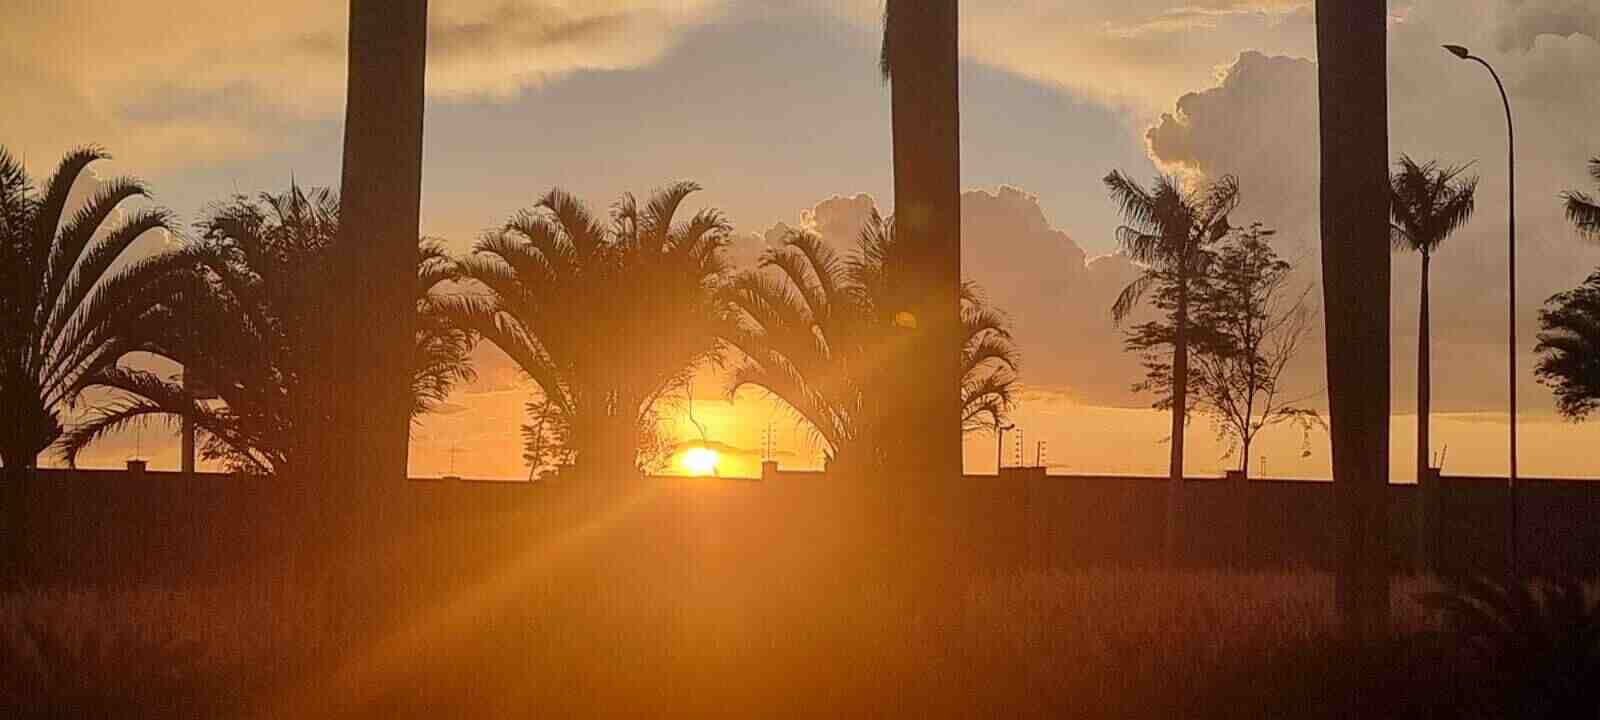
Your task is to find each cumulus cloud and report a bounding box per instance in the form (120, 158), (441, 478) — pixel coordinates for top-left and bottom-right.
(1138, 0), (1600, 414)
(0, 1), (724, 169)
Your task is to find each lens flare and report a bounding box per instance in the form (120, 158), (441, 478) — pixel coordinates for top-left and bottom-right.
(680, 447), (720, 476)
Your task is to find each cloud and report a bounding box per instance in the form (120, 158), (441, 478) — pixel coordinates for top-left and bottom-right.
(1139, 1), (1600, 414)
(0, 1), (725, 170)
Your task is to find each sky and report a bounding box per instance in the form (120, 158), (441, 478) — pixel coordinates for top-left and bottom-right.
(9, 0), (1600, 480)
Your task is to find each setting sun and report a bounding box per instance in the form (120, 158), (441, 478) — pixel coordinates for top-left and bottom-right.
(680, 447), (720, 476)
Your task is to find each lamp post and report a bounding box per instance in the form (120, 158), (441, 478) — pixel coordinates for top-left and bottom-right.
(1444, 44), (1518, 572)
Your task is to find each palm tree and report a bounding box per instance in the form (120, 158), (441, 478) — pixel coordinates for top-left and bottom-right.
(719, 213), (1019, 471)
(57, 187), (475, 476)
(318, 0), (430, 484)
(1316, 0), (1392, 641)
(451, 183), (730, 478)
(0, 147), (176, 473)
(1562, 158), (1600, 239)
(881, 0), (962, 476)
(1391, 157), (1476, 482)
(1105, 171), (1238, 562)
(1391, 156), (1476, 571)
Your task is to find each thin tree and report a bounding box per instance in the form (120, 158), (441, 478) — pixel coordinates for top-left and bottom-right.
(881, 0), (962, 476)
(719, 215), (1019, 471)
(1317, 0), (1393, 643)
(1106, 171), (1239, 563)
(1390, 156), (1477, 483)
(58, 187), (475, 476)
(1190, 224), (1323, 478)
(451, 184), (730, 479)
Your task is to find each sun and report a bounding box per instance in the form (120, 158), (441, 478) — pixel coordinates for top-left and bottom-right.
(680, 447), (720, 476)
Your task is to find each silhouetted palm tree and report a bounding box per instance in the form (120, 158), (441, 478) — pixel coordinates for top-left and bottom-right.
(316, 0), (430, 484)
(1422, 575), (1600, 718)
(1316, 0), (1393, 641)
(719, 213), (1018, 470)
(452, 184), (730, 477)
(1562, 158), (1600, 240)
(881, 0), (963, 475)
(1105, 171), (1238, 561)
(0, 147), (175, 472)
(57, 187), (474, 475)
(1391, 157), (1477, 485)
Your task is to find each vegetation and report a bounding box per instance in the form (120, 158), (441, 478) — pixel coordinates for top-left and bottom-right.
(718, 213), (1019, 471)
(57, 186), (475, 475)
(1534, 159), (1600, 421)
(1390, 156), (1477, 480)
(451, 184), (731, 477)
(1105, 171), (1239, 558)
(1189, 224), (1322, 477)
(1562, 158), (1600, 240)
(1535, 272), (1600, 419)
(0, 147), (176, 472)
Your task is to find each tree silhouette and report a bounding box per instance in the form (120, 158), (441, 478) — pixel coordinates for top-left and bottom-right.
(0, 147), (176, 472)
(1390, 156), (1477, 483)
(451, 184), (729, 478)
(57, 187), (474, 475)
(1190, 224), (1323, 478)
(881, 0), (963, 476)
(719, 213), (1018, 471)
(1316, 0), (1392, 643)
(1535, 272), (1600, 420)
(1562, 158), (1600, 239)
(1105, 171), (1238, 562)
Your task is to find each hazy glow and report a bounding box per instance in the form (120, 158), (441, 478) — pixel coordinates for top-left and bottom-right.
(681, 447), (721, 476)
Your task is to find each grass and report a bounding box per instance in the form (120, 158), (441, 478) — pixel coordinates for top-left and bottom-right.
(2, 568), (1470, 718)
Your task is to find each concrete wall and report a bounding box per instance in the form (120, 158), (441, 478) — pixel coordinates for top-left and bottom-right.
(8, 467), (1598, 588)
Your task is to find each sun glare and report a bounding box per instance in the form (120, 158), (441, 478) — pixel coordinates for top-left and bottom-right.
(680, 447), (720, 476)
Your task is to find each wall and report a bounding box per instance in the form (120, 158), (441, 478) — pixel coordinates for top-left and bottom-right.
(8, 467), (1597, 588)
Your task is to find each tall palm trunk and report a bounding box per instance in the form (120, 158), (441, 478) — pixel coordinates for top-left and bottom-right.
(1417, 252), (1433, 570)
(1167, 282), (1189, 562)
(1316, 0), (1391, 644)
(321, 0), (428, 488)
(1417, 253), (1431, 479)
(885, 0), (962, 478)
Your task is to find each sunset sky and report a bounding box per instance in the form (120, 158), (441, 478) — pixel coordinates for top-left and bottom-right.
(10, 0), (1600, 480)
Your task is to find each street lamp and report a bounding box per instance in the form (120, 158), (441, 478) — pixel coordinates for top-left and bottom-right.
(1444, 44), (1518, 571)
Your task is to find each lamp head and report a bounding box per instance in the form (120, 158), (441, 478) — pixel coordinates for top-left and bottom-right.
(1443, 44), (1472, 59)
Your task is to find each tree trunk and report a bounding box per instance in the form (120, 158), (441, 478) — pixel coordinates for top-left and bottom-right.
(1316, 0), (1392, 645)
(885, 0), (962, 479)
(318, 0), (429, 487)
(1417, 254), (1431, 485)
(1417, 254), (1433, 571)
(1166, 284), (1189, 565)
